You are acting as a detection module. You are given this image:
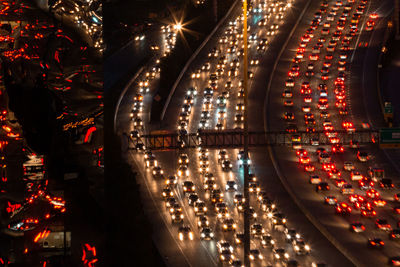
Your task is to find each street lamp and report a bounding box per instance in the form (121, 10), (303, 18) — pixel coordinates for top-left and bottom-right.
(242, 0), (250, 267)
(173, 23), (182, 31)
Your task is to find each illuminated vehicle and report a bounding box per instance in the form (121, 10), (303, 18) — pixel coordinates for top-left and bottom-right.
(218, 150), (228, 163)
(200, 227), (214, 240)
(194, 200), (207, 215)
(366, 20), (375, 31)
(182, 181), (195, 194)
(272, 213), (287, 229)
(335, 202), (352, 214)
(165, 197), (177, 209)
(162, 186), (174, 199)
(222, 218), (237, 231)
(251, 223), (265, 238)
(177, 165), (189, 177)
(316, 182), (330, 192)
(204, 179), (216, 191)
(341, 184), (354, 194)
(261, 234), (276, 248)
(284, 100), (294, 107)
(389, 229), (400, 240)
(299, 156), (310, 165)
(350, 140), (359, 149)
(249, 249), (263, 261)
(284, 112), (294, 121)
(344, 161), (355, 171)
(282, 89), (293, 98)
(165, 175), (178, 187)
(169, 203), (182, 214)
(178, 225), (194, 241)
(229, 259), (243, 267)
(232, 232), (244, 246)
(318, 153), (331, 163)
(376, 219), (392, 231)
(292, 238), (311, 255)
(197, 215), (209, 228)
(187, 193), (199, 206)
(388, 256), (400, 266)
(285, 228), (300, 242)
(350, 222), (366, 233)
(249, 181), (260, 193)
(367, 238), (384, 249)
(372, 198), (386, 208)
(226, 180), (238, 191)
(331, 144), (344, 153)
(217, 240), (233, 253)
(171, 210), (184, 223)
(361, 205), (377, 217)
(380, 178), (395, 189)
(350, 171), (363, 181)
(357, 151), (369, 162)
(395, 193), (400, 202)
(221, 160), (232, 171)
(273, 248), (289, 262)
(366, 189), (380, 199)
(368, 167), (385, 181)
(359, 178), (374, 190)
(324, 196), (337, 206)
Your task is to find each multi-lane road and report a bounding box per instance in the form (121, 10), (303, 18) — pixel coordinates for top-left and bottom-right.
(116, 0), (399, 266)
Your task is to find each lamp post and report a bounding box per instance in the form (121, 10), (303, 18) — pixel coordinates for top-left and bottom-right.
(242, 0), (250, 267)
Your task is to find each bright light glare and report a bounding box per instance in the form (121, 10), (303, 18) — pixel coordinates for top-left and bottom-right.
(174, 23), (182, 31)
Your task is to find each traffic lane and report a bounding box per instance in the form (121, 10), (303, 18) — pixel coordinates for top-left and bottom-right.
(130, 151), (218, 267)
(150, 2), (243, 133)
(349, 0), (400, 175)
(269, 144), (388, 267)
(250, 147), (353, 266)
(263, 0), (385, 265)
(248, 0), (311, 132)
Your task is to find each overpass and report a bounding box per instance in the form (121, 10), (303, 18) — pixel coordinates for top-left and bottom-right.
(127, 129), (379, 150)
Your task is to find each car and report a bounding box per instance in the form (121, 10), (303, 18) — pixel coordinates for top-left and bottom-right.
(273, 248), (289, 262)
(361, 205), (377, 217)
(197, 215), (210, 228)
(350, 222), (366, 233)
(357, 151), (370, 162)
(316, 182), (330, 192)
(310, 175), (321, 184)
(222, 218), (237, 231)
(376, 219), (392, 231)
(368, 238), (385, 249)
(251, 223), (265, 238)
(285, 228), (300, 242)
(217, 240), (233, 253)
(182, 181), (195, 194)
(197, 215), (209, 228)
(178, 225), (193, 240)
(325, 196), (337, 205)
(341, 184), (354, 194)
(187, 193), (199, 206)
(389, 229), (400, 240)
(335, 202), (352, 214)
(388, 256), (400, 266)
(344, 161), (355, 171)
(261, 234), (276, 248)
(249, 249), (263, 261)
(194, 200), (207, 215)
(359, 177), (374, 190)
(221, 160), (232, 171)
(219, 250), (234, 262)
(292, 238), (311, 255)
(272, 213), (287, 228)
(380, 178), (395, 189)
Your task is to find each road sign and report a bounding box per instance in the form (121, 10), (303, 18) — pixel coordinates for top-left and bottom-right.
(379, 128), (400, 148)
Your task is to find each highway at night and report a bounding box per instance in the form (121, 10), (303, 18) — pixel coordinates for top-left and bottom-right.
(115, 0), (400, 266)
